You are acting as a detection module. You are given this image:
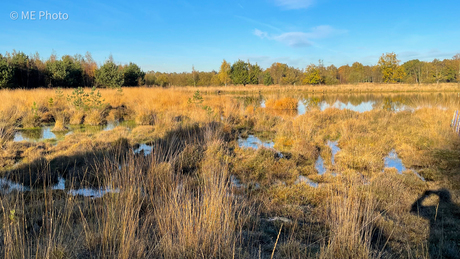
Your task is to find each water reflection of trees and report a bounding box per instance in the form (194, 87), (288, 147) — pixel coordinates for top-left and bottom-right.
(19, 128), (43, 140)
(234, 95), (264, 108)
(235, 92), (459, 113)
(381, 96), (407, 111)
(299, 93), (459, 111)
(300, 97), (321, 111)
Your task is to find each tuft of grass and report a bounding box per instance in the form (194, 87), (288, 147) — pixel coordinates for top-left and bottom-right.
(84, 109), (108, 126)
(69, 109), (85, 125)
(319, 183), (379, 259)
(52, 119), (68, 132)
(0, 122), (15, 148)
(265, 97), (298, 110)
(135, 109), (156, 125)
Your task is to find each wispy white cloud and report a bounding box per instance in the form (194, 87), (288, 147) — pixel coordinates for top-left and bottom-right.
(254, 29), (269, 38)
(274, 0), (314, 10)
(272, 32), (312, 47)
(254, 25), (346, 48)
(235, 15), (282, 32)
(307, 25), (341, 39)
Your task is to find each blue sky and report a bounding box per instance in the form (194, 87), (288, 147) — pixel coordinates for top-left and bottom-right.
(1, 0), (459, 72)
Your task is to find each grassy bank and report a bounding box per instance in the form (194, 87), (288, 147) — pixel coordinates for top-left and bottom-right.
(182, 82), (460, 94)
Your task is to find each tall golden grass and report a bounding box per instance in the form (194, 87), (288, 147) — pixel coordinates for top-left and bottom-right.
(320, 182), (379, 259)
(0, 86), (459, 258)
(0, 125), (248, 258)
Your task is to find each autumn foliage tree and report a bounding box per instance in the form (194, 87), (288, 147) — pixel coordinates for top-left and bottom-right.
(378, 52), (405, 83)
(303, 64), (323, 85)
(349, 62), (365, 83)
(402, 59), (422, 84)
(454, 54), (460, 84)
(268, 62), (288, 85)
(218, 60), (231, 86)
(82, 52), (98, 87)
(323, 65), (339, 85)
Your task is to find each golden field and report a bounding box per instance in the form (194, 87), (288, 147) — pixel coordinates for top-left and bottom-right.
(0, 85), (459, 258)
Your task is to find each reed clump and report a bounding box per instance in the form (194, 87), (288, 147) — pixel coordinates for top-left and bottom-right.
(319, 183), (379, 259)
(265, 97), (298, 110)
(0, 122), (15, 148)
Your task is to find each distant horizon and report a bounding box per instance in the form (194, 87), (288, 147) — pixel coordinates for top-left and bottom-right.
(2, 0), (460, 72)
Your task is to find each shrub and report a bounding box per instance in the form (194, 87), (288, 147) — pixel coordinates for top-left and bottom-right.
(66, 87), (105, 111)
(265, 97), (298, 110)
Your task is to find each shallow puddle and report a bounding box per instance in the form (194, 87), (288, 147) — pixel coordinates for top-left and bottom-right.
(298, 100), (375, 115)
(0, 177), (30, 194)
(133, 144), (153, 155)
(238, 134), (274, 149)
(52, 177), (66, 190)
(230, 175), (245, 188)
(14, 126), (56, 142)
(413, 171), (425, 181)
(295, 175), (318, 188)
(1, 176), (120, 198)
(383, 150), (425, 181)
(327, 140), (340, 165)
(230, 175), (261, 190)
(14, 120), (137, 143)
(314, 140), (340, 175)
(322, 100), (375, 113)
(315, 156), (327, 175)
(67, 187), (120, 198)
(384, 150), (406, 173)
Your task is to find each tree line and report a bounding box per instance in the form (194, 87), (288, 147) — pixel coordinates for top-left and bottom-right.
(1, 51), (460, 89)
(0, 51), (144, 89)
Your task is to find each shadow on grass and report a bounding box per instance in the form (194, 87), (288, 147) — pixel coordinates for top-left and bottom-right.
(1, 122), (230, 189)
(411, 189), (460, 258)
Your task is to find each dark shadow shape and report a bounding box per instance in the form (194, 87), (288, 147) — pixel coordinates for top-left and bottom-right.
(411, 189), (460, 259)
(2, 122), (232, 189)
